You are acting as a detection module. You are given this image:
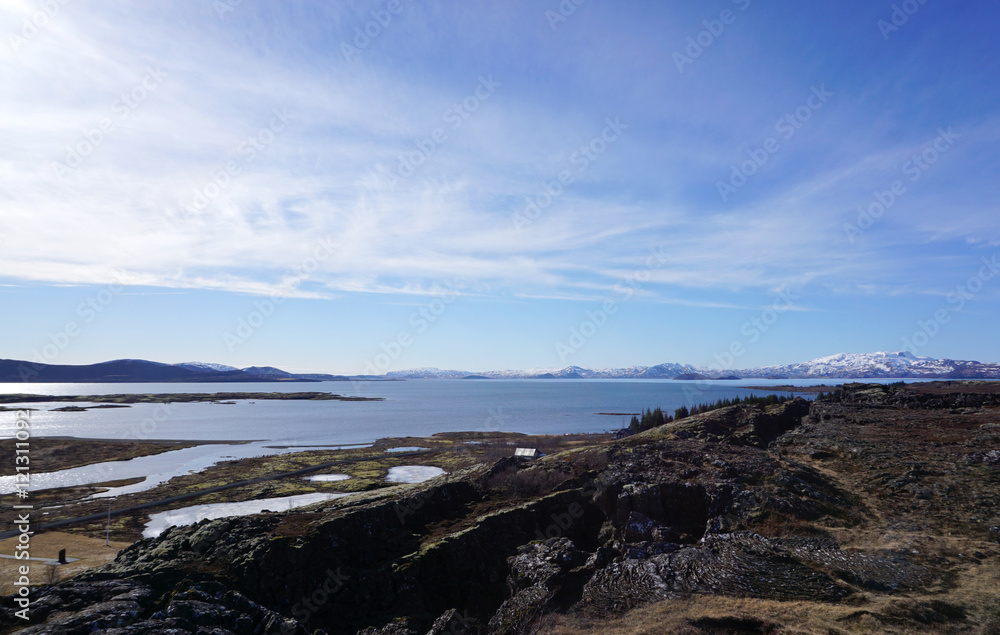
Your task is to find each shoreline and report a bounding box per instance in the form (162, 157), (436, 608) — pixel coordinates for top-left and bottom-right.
(0, 437), (262, 480)
(0, 430), (611, 543)
(2, 435), (258, 444)
(743, 379), (1000, 394)
(741, 384), (839, 393)
(0, 391), (384, 404)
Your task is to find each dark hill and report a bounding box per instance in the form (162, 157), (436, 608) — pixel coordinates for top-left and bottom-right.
(0, 359), (315, 383)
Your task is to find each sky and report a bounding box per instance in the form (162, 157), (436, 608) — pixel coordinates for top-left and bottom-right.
(1, 0), (998, 374)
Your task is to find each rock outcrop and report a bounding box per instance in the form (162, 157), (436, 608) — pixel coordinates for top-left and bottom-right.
(4, 385), (999, 634)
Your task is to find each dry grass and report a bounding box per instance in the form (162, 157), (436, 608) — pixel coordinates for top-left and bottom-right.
(544, 596), (843, 634)
(0, 531), (130, 595)
(539, 399), (1000, 635)
(544, 585), (1000, 634)
(487, 465), (576, 498)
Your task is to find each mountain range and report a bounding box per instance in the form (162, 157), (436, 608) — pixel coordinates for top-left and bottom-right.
(1, 352), (998, 383)
(385, 351), (1000, 380)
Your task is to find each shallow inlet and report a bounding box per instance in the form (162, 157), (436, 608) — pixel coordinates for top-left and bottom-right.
(0, 442), (363, 497)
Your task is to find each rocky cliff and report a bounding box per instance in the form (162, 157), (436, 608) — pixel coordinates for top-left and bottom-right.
(4, 386), (1000, 634)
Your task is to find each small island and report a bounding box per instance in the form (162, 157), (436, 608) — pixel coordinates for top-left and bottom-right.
(51, 404), (134, 412)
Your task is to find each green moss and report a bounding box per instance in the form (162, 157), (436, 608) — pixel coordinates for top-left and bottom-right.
(18, 430), (613, 543)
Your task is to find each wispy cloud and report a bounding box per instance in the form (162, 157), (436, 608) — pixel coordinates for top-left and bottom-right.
(1, 1), (997, 316)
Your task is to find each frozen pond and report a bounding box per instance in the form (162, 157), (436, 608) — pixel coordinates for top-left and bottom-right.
(305, 474), (351, 482)
(0, 442), (344, 496)
(387, 466), (446, 483)
(143, 492), (349, 538)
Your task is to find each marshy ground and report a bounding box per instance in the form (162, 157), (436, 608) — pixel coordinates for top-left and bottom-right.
(0, 430), (608, 543)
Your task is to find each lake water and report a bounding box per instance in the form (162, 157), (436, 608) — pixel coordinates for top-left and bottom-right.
(0, 378), (847, 444)
(0, 378), (898, 495)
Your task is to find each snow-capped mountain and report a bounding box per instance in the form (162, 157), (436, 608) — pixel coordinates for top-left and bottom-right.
(241, 365), (294, 378)
(384, 368), (471, 379)
(175, 362), (241, 373)
(385, 352), (1000, 380)
(384, 363), (703, 379)
(11, 353), (995, 384)
(636, 363), (703, 378)
(737, 351), (964, 378)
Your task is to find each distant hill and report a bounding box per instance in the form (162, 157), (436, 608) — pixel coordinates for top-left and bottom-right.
(239, 365), (348, 381)
(672, 373), (710, 380)
(175, 362), (240, 373)
(3, 351), (998, 383)
(240, 365), (293, 378)
(385, 352), (1000, 380)
(0, 359), (320, 383)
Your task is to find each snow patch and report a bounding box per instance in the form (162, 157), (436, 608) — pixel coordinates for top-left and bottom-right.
(143, 492), (348, 538)
(176, 361), (240, 373)
(305, 474), (351, 482)
(386, 466), (446, 484)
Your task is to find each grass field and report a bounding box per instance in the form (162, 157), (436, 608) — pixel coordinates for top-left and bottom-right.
(0, 531), (130, 595)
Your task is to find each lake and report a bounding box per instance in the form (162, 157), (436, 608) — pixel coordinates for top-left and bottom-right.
(0, 378), (847, 445)
(0, 378), (893, 495)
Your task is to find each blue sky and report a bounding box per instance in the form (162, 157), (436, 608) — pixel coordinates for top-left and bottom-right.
(1, 0), (998, 374)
